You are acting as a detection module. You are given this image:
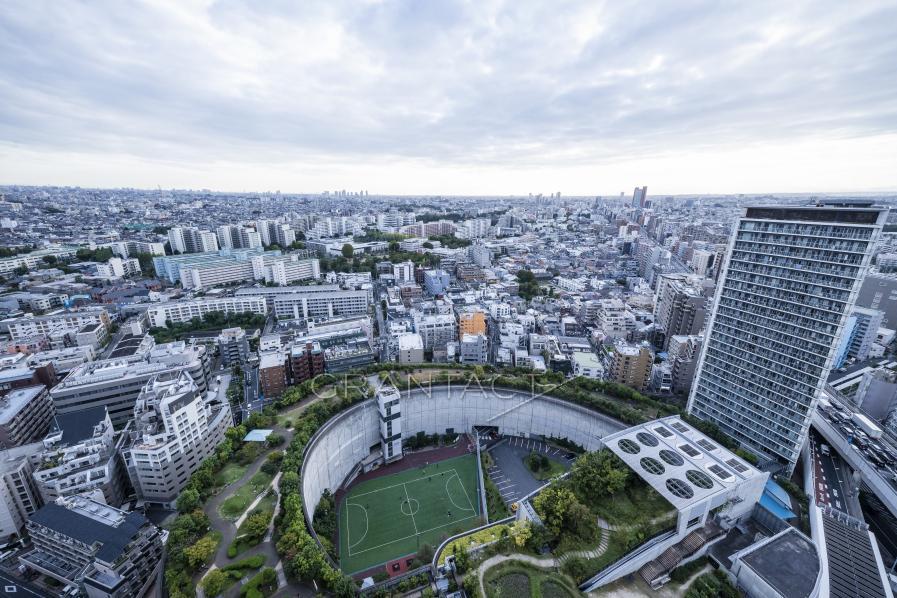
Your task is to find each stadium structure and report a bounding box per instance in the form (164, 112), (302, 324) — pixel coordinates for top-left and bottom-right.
(299, 382), (833, 595)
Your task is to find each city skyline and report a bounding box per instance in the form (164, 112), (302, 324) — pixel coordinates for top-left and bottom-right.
(2, 1), (896, 195)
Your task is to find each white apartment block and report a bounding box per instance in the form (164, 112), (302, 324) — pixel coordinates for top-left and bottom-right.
(95, 257), (141, 279)
(234, 285), (369, 319)
(573, 352), (604, 379)
(396, 333), (424, 364)
(0, 443), (43, 541)
(392, 260), (415, 283)
(33, 407), (128, 506)
(0, 246), (78, 275)
(49, 342), (209, 428)
(111, 240), (165, 259)
(145, 296), (267, 328)
(251, 255), (320, 286)
(459, 333), (489, 364)
(122, 372), (231, 508)
(4, 309), (111, 342)
(596, 298), (632, 339)
(413, 312), (458, 350)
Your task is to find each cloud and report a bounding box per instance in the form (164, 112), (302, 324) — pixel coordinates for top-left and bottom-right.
(0, 0), (895, 194)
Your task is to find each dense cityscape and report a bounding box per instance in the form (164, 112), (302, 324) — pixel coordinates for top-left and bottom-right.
(3, 0), (897, 596)
(0, 186), (895, 598)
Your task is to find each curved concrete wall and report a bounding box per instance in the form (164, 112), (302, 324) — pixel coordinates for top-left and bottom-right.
(301, 385), (627, 522)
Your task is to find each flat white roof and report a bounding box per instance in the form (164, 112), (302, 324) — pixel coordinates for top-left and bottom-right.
(603, 415), (766, 511)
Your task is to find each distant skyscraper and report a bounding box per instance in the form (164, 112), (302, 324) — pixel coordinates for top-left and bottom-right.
(631, 186), (648, 208)
(687, 203), (887, 473)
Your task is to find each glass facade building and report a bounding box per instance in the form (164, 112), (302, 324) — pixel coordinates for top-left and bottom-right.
(687, 204), (887, 473)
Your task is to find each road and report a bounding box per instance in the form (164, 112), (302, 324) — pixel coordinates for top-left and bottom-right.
(809, 430), (861, 517)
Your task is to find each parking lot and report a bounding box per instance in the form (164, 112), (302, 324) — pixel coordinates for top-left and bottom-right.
(485, 436), (575, 506)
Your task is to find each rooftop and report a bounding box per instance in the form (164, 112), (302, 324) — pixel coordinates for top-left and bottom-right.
(29, 496), (150, 563)
(820, 507), (890, 598)
(0, 385), (46, 425)
(244, 429), (273, 442)
(603, 415), (767, 511)
(737, 527), (820, 598)
(47, 406), (108, 445)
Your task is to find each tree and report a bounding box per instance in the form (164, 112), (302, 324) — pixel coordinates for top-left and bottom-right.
(41, 255), (57, 264)
(242, 511), (270, 540)
(571, 449), (630, 498)
(532, 485), (577, 536)
(509, 519), (532, 547)
(176, 488), (200, 513)
(341, 243), (354, 259)
(201, 569), (230, 597)
(184, 533), (219, 570)
(566, 501), (597, 540)
(422, 241), (434, 249)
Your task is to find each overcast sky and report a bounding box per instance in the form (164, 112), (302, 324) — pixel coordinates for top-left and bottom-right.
(1, 0), (896, 195)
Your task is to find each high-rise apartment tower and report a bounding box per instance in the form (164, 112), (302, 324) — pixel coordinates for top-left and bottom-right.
(687, 202), (887, 473)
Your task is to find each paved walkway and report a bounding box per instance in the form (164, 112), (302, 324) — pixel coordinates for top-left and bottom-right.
(199, 392), (327, 598)
(474, 527), (612, 596)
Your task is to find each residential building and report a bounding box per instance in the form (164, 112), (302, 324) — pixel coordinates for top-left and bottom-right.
(122, 372), (232, 508)
(168, 226), (219, 254)
(4, 308), (111, 342)
(832, 306), (885, 368)
(424, 269), (451, 295)
(469, 242), (492, 267)
(152, 248), (316, 289)
(459, 334), (489, 365)
(235, 285), (369, 319)
(94, 257), (141, 279)
(216, 225), (261, 250)
(144, 296), (267, 328)
(110, 240), (165, 259)
(670, 336), (703, 395)
(688, 203), (887, 472)
(0, 385), (55, 449)
(856, 272), (897, 327)
(573, 352), (604, 379)
(258, 352), (288, 398)
(653, 274), (708, 350)
(217, 327), (250, 366)
(0, 363), (58, 399)
(0, 246), (78, 275)
(33, 406), (129, 506)
(396, 333), (424, 364)
(289, 341), (325, 383)
(596, 299), (631, 339)
(19, 495), (164, 598)
(0, 442), (44, 542)
(392, 260), (415, 283)
(49, 342), (209, 428)
(251, 254), (320, 286)
(458, 311), (487, 337)
(608, 342), (653, 391)
(413, 312), (458, 351)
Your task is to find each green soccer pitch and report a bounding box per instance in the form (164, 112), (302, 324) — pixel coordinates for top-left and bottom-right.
(338, 454), (482, 574)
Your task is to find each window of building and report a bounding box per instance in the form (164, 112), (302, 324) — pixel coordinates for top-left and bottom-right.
(666, 478), (694, 499)
(636, 432), (659, 447)
(685, 469), (714, 489)
(618, 439), (640, 454)
(640, 457), (665, 475)
(659, 449), (685, 466)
